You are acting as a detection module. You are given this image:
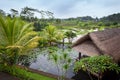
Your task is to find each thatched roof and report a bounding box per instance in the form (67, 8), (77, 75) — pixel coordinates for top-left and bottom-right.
(72, 28), (120, 61)
(73, 40), (101, 56)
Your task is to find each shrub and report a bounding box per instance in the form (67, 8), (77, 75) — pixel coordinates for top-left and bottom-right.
(0, 64), (55, 80)
(74, 55), (120, 80)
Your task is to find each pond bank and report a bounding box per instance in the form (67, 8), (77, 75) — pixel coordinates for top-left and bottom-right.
(18, 65), (74, 80)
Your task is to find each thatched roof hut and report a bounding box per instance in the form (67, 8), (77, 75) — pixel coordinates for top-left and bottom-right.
(72, 28), (120, 62)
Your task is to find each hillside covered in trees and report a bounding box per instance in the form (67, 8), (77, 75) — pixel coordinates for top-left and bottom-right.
(0, 7), (120, 33)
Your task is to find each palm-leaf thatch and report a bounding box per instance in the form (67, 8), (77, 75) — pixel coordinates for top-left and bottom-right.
(72, 28), (120, 62)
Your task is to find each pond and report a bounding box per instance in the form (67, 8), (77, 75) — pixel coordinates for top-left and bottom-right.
(19, 35), (83, 79)
(25, 47), (78, 78)
(29, 47), (78, 78)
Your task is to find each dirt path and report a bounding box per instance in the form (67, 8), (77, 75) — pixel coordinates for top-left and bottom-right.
(0, 72), (20, 80)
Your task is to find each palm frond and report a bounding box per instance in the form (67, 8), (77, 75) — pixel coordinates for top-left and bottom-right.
(0, 15), (40, 55)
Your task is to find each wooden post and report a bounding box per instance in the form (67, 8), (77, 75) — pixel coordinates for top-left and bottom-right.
(78, 52), (81, 60)
(62, 38), (65, 51)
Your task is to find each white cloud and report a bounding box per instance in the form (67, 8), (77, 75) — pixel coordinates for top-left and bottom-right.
(0, 0), (120, 18)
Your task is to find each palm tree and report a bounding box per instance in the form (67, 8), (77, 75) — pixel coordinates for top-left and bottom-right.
(65, 30), (76, 43)
(43, 25), (63, 46)
(20, 7), (34, 21)
(20, 7), (41, 21)
(10, 9), (19, 18)
(0, 15), (40, 65)
(0, 9), (6, 16)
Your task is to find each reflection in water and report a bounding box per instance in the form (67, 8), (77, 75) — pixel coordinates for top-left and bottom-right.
(28, 48), (78, 78)
(18, 48), (40, 66)
(20, 48), (78, 78)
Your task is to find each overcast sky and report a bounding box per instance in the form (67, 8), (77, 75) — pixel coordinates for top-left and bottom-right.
(0, 0), (120, 18)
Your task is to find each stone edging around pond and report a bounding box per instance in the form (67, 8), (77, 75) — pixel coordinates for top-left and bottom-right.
(17, 65), (74, 80)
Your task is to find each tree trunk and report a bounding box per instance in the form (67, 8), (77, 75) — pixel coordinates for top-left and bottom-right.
(49, 41), (52, 46)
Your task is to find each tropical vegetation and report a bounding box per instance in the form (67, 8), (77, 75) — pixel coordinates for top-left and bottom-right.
(0, 6), (120, 80)
(0, 64), (55, 80)
(74, 56), (120, 80)
(50, 48), (72, 80)
(0, 15), (40, 65)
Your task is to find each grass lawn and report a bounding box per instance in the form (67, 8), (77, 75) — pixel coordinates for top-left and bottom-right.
(0, 64), (55, 80)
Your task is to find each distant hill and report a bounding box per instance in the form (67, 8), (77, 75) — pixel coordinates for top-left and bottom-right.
(100, 13), (120, 22)
(62, 16), (96, 22)
(62, 13), (120, 23)
(76, 16), (95, 21)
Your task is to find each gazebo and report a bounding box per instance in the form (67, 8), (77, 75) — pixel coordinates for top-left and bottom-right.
(72, 28), (120, 62)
